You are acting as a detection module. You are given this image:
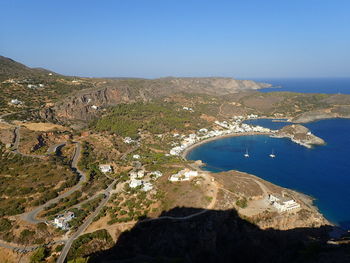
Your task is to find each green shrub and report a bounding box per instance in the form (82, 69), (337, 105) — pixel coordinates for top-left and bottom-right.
(30, 247), (47, 263)
(236, 197), (248, 208)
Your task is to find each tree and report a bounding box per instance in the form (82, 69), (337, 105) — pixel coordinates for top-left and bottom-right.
(30, 247), (47, 263)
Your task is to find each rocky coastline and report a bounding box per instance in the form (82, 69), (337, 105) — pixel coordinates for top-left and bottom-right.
(181, 130), (330, 231)
(271, 124), (325, 148)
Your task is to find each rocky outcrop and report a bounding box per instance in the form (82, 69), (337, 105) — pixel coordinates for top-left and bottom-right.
(273, 124), (325, 148)
(256, 208), (328, 230)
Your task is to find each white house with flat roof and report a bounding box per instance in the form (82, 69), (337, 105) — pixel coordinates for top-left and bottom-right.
(10, 99), (22, 105)
(142, 182), (153, 192)
(99, 164), (112, 173)
(169, 169), (199, 182)
(133, 154), (140, 159)
(129, 179), (143, 188)
(124, 137), (135, 144)
(53, 211), (75, 230)
(268, 194), (300, 212)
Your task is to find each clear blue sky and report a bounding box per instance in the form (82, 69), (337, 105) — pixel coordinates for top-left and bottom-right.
(1, 0), (349, 78)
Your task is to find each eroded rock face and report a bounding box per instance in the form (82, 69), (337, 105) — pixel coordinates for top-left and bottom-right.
(274, 124), (325, 147)
(54, 87), (126, 120)
(39, 78), (270, 123)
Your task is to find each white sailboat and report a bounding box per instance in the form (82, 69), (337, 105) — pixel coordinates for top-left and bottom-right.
(269, 149), (276, 158)
(244, 148), (249, 158)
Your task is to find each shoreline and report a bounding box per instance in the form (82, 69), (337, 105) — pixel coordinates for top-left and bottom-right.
(181, 131), (273, 159)
(180, 130), (336, 231)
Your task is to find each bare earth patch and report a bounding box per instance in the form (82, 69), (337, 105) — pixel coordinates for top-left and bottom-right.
(0, 122), (12, 130)
(14, 122), (67, 131)
(0, 247), (23, 263)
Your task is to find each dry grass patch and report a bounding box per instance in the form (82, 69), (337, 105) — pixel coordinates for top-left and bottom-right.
(156, 175), (212, 211)
(17, 122), (67, 131)
(0, 247), (22, 263)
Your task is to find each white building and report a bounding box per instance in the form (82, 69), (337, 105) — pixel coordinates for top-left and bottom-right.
(169, 169), (199, 182)
(124, 137), (135, 144)
(142, 182), (153, 192)
(99, 164), (112, 173)
(268, 194), (301, 212)
(133, 154), (140, 159)
(129, 179), (143, 188)
(53, 211), (75, 230)
(10, 99), (22, 105)
(247, 114), (258, 119)
(149, 171), (163, 179)
(91, 105), (98, 110)
(137, 170), (145, 178)
(183, 106), (193, 111)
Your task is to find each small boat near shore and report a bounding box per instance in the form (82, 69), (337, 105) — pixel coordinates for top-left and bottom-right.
(269, 149), (276, 158)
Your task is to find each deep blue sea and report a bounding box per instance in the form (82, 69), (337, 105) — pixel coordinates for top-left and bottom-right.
(257, 78), (350, 94)
(187, 78), (350, 229)
(187, 118), (350, 229)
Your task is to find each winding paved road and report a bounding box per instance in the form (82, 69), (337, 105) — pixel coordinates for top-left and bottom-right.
(20, 142), (86, 224)
(57, 180), (119, 263)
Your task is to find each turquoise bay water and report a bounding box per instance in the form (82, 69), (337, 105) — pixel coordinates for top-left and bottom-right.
(187, 118), (350, 230)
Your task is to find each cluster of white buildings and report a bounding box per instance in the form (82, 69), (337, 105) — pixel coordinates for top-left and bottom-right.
(169, 169), (199, 182)
(169, 115), (274, 156)
(53, 211), (75, 230)
(214, 120), (271, 133)
(128, 169), (163, 192)
(268, 194), (301, 212)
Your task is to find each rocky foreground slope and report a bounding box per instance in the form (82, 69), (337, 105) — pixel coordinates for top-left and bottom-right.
(89, 208), (345, 263)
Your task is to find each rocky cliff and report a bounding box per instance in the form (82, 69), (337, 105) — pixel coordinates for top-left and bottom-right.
(39, 77), (271, 124)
